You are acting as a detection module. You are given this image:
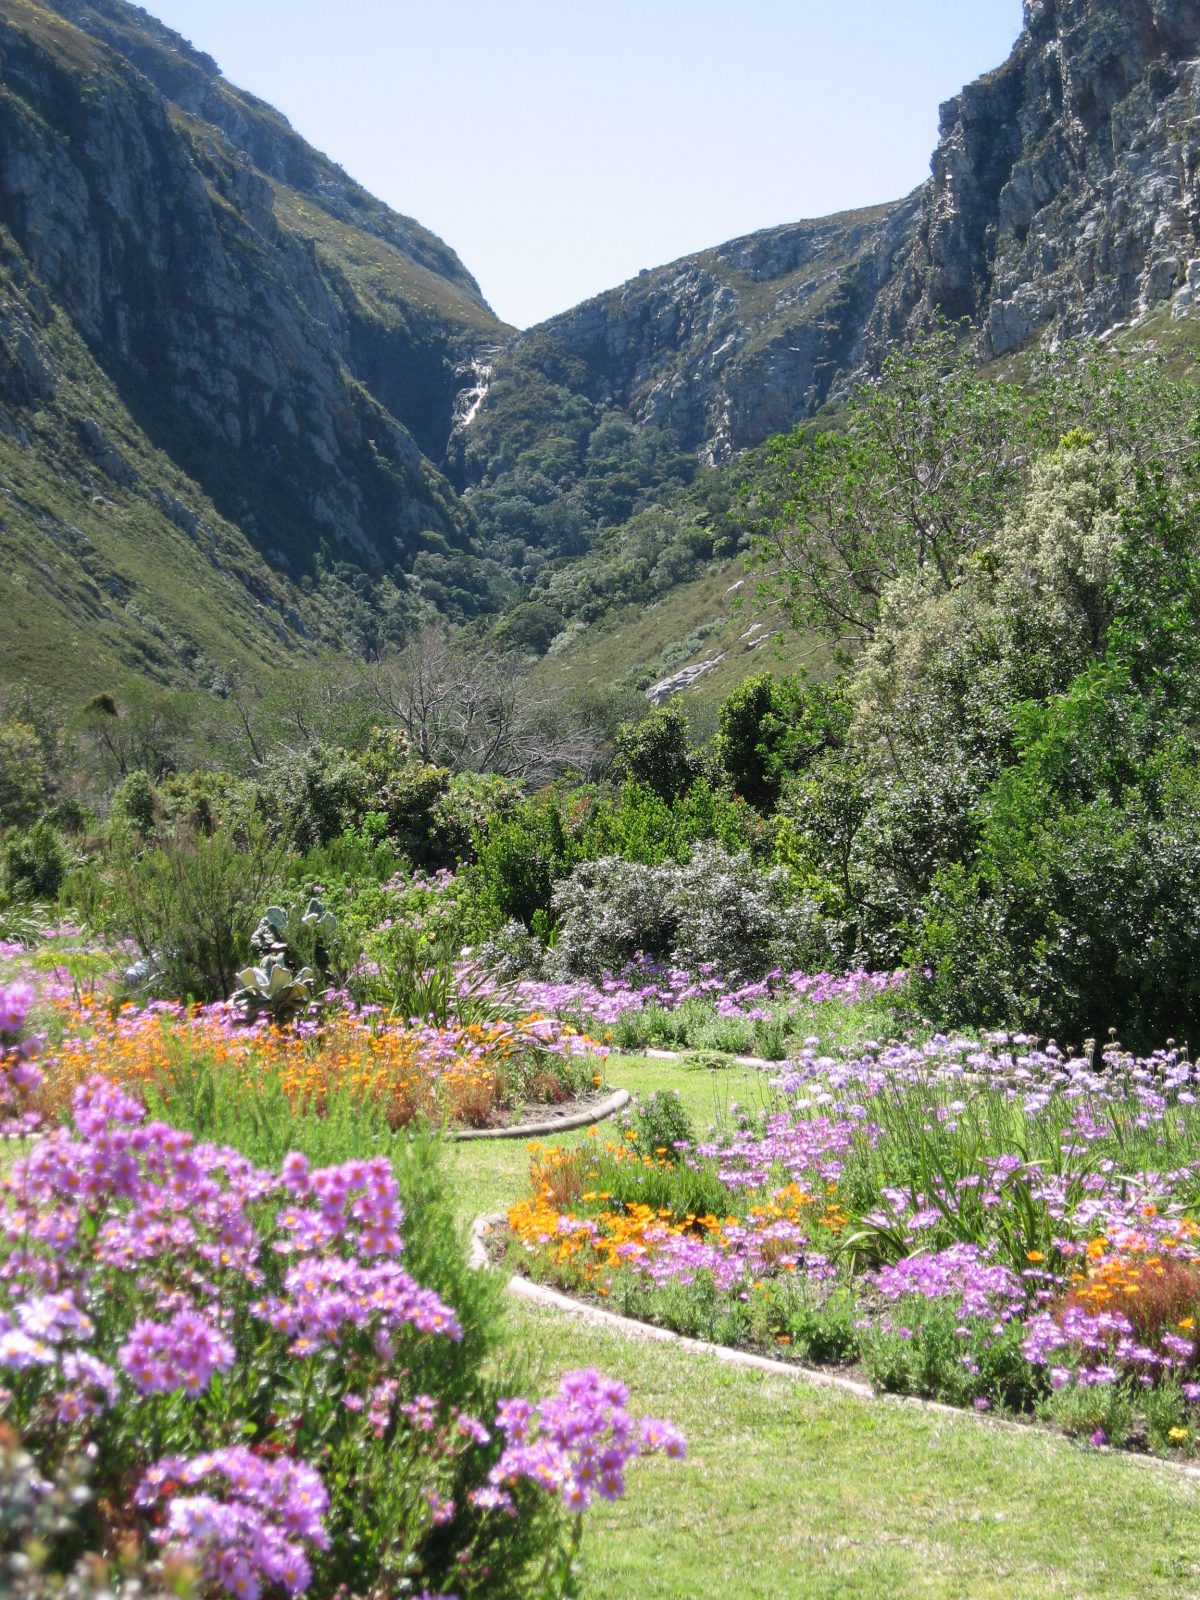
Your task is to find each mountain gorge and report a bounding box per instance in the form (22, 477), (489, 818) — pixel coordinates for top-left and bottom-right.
(465, 0), (1200, 481)
(4, 0), (1200, 699)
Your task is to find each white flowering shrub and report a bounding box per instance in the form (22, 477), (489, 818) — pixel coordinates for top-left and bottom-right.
(550, 844), (816, 981)
(550, 857), (680, 980)
(670, 842), (814, 978)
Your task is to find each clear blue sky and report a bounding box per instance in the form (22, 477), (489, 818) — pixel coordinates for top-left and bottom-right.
(141, 0), (1025, 329)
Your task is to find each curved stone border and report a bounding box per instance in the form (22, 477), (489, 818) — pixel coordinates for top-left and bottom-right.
(617, 1046), (785, 1071)
(469, 1213), (1200, 1483)
(450, 1087), (630, 1142)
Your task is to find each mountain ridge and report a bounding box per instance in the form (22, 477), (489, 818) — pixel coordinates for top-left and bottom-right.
(461, 0), (1200, 490)
(5, 0), (1200, 700)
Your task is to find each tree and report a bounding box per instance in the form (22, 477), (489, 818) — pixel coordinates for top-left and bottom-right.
(715, 674), (849, 811)
(368, 627), (600, 781)
(749, 323), (1040, 649)
(613, 703), (700, 803)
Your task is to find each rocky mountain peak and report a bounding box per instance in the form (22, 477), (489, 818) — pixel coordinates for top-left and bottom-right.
(877, 0), (1200, 354)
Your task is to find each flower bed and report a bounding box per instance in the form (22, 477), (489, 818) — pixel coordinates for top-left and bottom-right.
(505, 962), (908, 1057)
(32, 993), (608, 1131)
(504, 1034), (1200, 1455)
(0, 983), (683, 1598)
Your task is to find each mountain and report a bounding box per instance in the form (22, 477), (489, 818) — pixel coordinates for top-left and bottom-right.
(5, 0), (1200, 704)
(0, 0), (509, 695)
(461, 0), (1200, 490)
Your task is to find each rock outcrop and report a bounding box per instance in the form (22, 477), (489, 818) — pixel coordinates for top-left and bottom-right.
(871, 0), (1200, 357)
(466, 0), (1200, 477)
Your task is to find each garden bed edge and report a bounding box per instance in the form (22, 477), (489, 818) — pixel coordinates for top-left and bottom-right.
(468, 1213), (1200, 1483)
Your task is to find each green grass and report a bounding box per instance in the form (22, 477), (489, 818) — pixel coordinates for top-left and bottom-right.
(529, 558), (830, 714)
(510, 1297), (1200, 1599)
(445, 1056), (770, 1221)
(446, 1052), (1200, 1599)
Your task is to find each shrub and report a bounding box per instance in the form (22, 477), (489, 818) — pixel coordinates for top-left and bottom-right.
(550, 843), (815, 981)
(265, 743), (372, 851)
(110, 769), (158, 833)
(469, 796), (578, 935)
(613, 703), (702, 803)
(629, 1089), (695, 1156)
(670, 841), (814, 977)
(715, 675), (850, 812)
(2, 820), (70, 902)
(912, 700), (1200, 1047)
(104, 819), (283, 1000)
(550, 857), (680, 979)
(0, 1423), (179, 1600)
(475, 917), (550, 982)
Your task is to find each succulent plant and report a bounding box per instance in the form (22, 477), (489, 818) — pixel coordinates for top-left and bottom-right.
(301, 897), (338, 938)
(231, 956), (319, 1024)
(249, 905), (289, 962)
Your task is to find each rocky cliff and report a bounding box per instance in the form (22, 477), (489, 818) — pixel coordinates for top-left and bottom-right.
(458, 198), (920, 474)
(0, 0), (510, 693)
(464, 0), (1200, 483)
(871, 0), (1200, 356)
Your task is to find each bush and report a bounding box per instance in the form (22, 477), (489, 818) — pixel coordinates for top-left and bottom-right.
(613, 703), (703, 803)
(670, 841), (815, 977)
(715, 674), (850, 812)
(475, 917), (550, 981)
(469, 796), (578, 936)
(265, 743), (372, 851)
(550, 857), (680, 979)
(0, 1423), (178, 1600)
(550, 843), (815, 981)
(2, 820), (70, 902)
(110, 769), (158, 833)
(0, 721), (47, 829)
(914, 735), (1200, 1048)
(629, 1088), (695, 1156)
(104, 819), (283, 1000)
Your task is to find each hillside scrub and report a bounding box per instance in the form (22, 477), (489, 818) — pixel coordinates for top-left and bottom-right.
(8, 336), (1200, 1048)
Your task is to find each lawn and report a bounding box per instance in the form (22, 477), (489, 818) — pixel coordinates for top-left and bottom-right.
(8, 985), (1200, 1598)
(447, 1053), (1200, 1600)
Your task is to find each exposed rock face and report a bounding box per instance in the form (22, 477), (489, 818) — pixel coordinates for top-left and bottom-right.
(646, 656), (726, 705)
(872, 0), (1200, 356)
(467, 0), (1200, 474)
(464, 200), (921, 468)
(0, 0), (509, 590)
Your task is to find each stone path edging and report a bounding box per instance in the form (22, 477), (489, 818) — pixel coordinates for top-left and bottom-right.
(617, 1046), (784, 1071)
(469, 1212), (1200, 1483)
(450, 1088), (630, 1142)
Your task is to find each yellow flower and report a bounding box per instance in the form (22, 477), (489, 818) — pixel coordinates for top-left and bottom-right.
(1169, 1427), (1189, 1442)
(1026, 1250), (1044, 1263)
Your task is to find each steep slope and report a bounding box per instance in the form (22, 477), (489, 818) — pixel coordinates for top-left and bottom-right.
(0, 0), (511, 696)
(463, 0), (1200, 498)
(0, 217), (315, 694)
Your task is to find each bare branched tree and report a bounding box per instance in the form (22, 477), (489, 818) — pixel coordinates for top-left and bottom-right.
(367, 627), (601, 781)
